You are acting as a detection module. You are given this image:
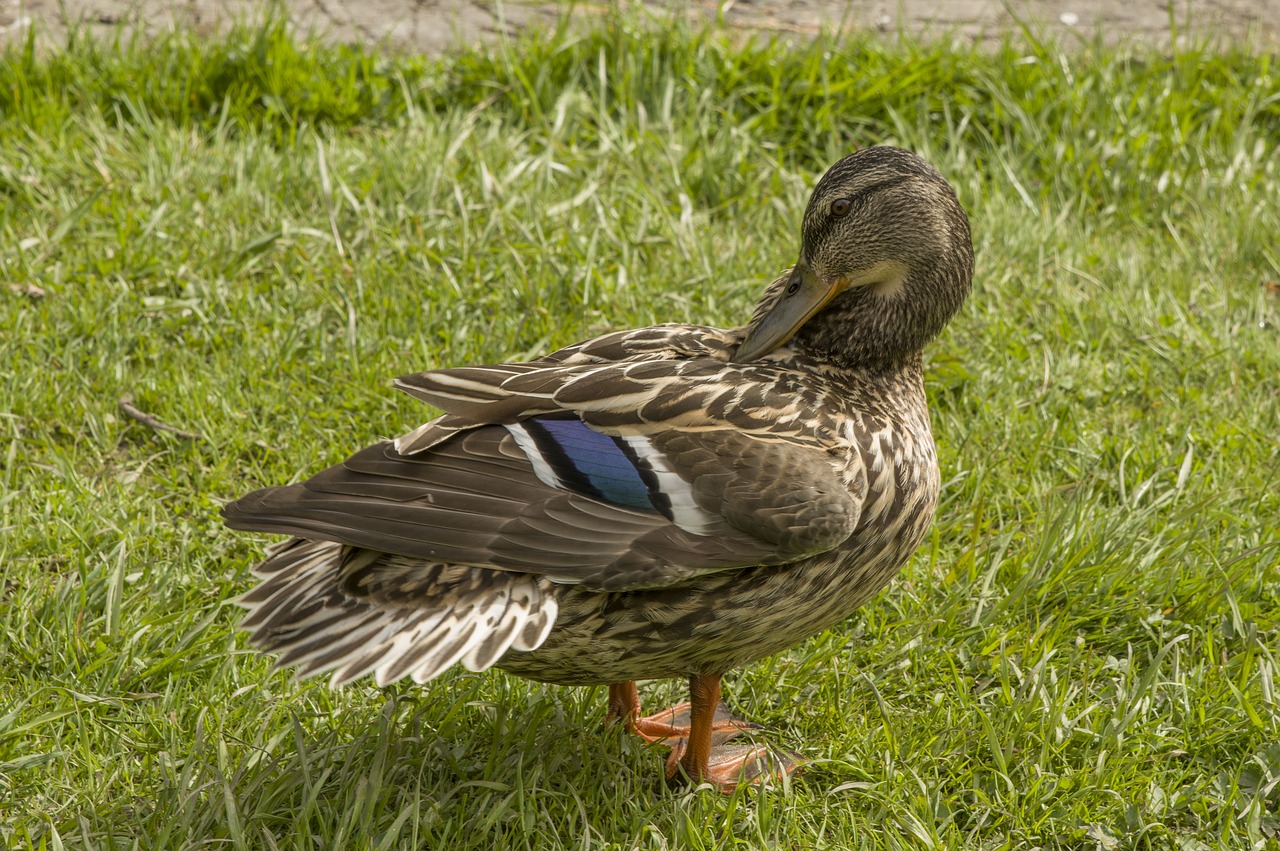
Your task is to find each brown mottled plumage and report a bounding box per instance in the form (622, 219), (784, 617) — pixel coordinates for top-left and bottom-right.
(223, 146), (974, 791)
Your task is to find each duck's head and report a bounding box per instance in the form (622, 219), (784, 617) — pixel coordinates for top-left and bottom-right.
(736, 147), (974, 369)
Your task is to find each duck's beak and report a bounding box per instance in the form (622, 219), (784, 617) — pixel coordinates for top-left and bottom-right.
(734, 262), (847, 363)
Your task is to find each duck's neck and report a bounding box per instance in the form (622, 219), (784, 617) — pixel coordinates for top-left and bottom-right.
(788, 291), (921, 372)
(789, 263), (968, 371)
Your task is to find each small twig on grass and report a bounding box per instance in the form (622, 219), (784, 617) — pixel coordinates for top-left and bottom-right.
(118, 395), (205, 441)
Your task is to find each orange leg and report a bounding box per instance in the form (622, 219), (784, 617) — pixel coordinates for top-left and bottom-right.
(605, 681), (641, 728)
(674, 673), (722, 783)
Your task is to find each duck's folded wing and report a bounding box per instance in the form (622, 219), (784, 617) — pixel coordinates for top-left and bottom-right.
(223, 421), (861, 592)
(393, 351), (841, 454)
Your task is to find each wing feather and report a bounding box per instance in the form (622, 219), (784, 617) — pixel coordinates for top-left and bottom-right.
(226, 425), (813, 590)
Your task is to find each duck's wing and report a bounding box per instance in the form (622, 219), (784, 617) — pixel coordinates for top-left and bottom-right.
(224, 356), (865, 593)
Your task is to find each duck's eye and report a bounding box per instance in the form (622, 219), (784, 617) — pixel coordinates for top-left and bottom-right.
(831, 198), (852, 217)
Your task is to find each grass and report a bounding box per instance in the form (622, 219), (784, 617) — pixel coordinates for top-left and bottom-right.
(1, 10), (1278, 849)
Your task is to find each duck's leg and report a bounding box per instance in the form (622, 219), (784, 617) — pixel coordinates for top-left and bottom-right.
(659, 674), (804, 792)
(605, 681), (641, 727)
(668, 673), (725, 784)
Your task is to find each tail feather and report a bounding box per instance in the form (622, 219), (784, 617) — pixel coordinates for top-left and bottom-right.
(458, 588), (525, 673)
(460, 584), (533, 673)
(385, 619), (479, 686)
(513, 598), (557, 651)
(236, 539), (558, 688)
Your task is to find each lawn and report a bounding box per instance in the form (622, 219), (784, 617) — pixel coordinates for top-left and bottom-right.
(2, 12), (1279, 849)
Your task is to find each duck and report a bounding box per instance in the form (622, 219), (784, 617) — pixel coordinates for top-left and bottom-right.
(223, 145), (974, 792)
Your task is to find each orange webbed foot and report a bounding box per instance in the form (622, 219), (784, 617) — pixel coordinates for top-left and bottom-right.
(664, 739), (805, 793)
(631, 700), (761, 747)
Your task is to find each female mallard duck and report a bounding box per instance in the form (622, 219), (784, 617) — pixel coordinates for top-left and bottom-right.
(224, 146), (973, 791)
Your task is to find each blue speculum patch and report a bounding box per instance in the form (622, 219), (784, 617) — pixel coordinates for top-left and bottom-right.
(524, 417), (656, 511)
